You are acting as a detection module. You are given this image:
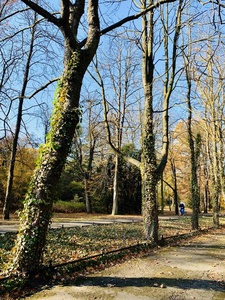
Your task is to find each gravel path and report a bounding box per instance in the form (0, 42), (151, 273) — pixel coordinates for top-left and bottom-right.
(25, 229), (225, 300)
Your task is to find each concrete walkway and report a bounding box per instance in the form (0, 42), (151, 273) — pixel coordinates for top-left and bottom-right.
(0, 217), (143, 235)
(0, 214), (219, 235)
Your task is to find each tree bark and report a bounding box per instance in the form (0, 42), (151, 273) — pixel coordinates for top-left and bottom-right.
(141, 0), (159, 241)
(83, 170), (91, 214)
(141, 0), (183, 241)
(183, 16), (200, 229)
(160, 174), (164, 214)
(97, 0), (182, 242)
(170, 158), (179, 215)
(84, 132), (96, 214)
(112, 154), (119, 215)
(209, 52), (220, 228)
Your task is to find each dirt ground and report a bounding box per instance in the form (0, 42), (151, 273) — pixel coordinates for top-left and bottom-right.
(24, 229), (225, 300)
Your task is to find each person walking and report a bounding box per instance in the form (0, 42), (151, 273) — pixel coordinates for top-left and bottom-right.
(179, 202), (185, 215)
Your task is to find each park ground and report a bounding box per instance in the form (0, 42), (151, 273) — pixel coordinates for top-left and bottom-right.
(0, 209), (225, 299)
(24, 227), (225, 300)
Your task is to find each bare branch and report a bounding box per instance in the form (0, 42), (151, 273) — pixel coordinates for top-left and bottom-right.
(94, 57), (141, 169)
(0, 6), (30, 23)
(20, 0), (61, 26)
(80, 0), (178, 47)
(27, 77), (61, 99)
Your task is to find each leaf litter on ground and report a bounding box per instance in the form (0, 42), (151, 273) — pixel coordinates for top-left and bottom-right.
(0, 216), (224, 273)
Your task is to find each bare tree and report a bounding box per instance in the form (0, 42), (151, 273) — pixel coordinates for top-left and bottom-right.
(3, 9), (38, 220)
(73, 97), (102, 214)
(93, 39), (140, 215)
(100, 0), (184, 241)
(182, 14), (201, 229)
(193, 39), (225, 227)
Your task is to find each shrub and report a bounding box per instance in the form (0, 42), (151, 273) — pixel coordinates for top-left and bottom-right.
(52, 200), (86, 213)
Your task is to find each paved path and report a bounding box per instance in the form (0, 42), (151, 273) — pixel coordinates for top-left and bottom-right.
(0, 217), (143, 235)
(0, 214), (219, 235)
(25, 229), (225, 300)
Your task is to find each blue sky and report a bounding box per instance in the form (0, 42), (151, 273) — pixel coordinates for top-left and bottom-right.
(1, 0), (223, 149)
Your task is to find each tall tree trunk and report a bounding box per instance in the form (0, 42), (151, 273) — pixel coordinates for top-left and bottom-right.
(83, 133), (96, 214)
(101, 0), (182, 242)
(170, 157), (179, 215)
(173, 171), (179, 216)
(212, 178), (220, 227)
(210, 53), (220, 228)
(141, 1), (159, 241)
(160, 173), (164, 214)
(203, 165), (208, 213)
(141, 0), (183, 241)
(188, 91), (200, 228)
(142, 160), (158, 241)
(182, 15), (200, 229)
(112, 154), (119, 215)
(84, 172), (92, 214)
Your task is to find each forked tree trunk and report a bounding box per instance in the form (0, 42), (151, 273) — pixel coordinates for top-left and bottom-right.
(141, 0), (159, 242)
(184, 35), (200, 229)
(100, 0), (183, 243)
(141, 0), (183, 241)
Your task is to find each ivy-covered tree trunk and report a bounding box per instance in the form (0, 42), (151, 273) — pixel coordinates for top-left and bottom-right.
(100, 0), (182, 243)
(8, 51), (87, 274)
(141, 1), (159, 241)
(8, 0), (99, 275)
(188, 116), (201, 230)
(141, 95), (159, 241)
(140, 0), (183, 241)
(142, 162), (158, 241)
(141, 22), (159, 240)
